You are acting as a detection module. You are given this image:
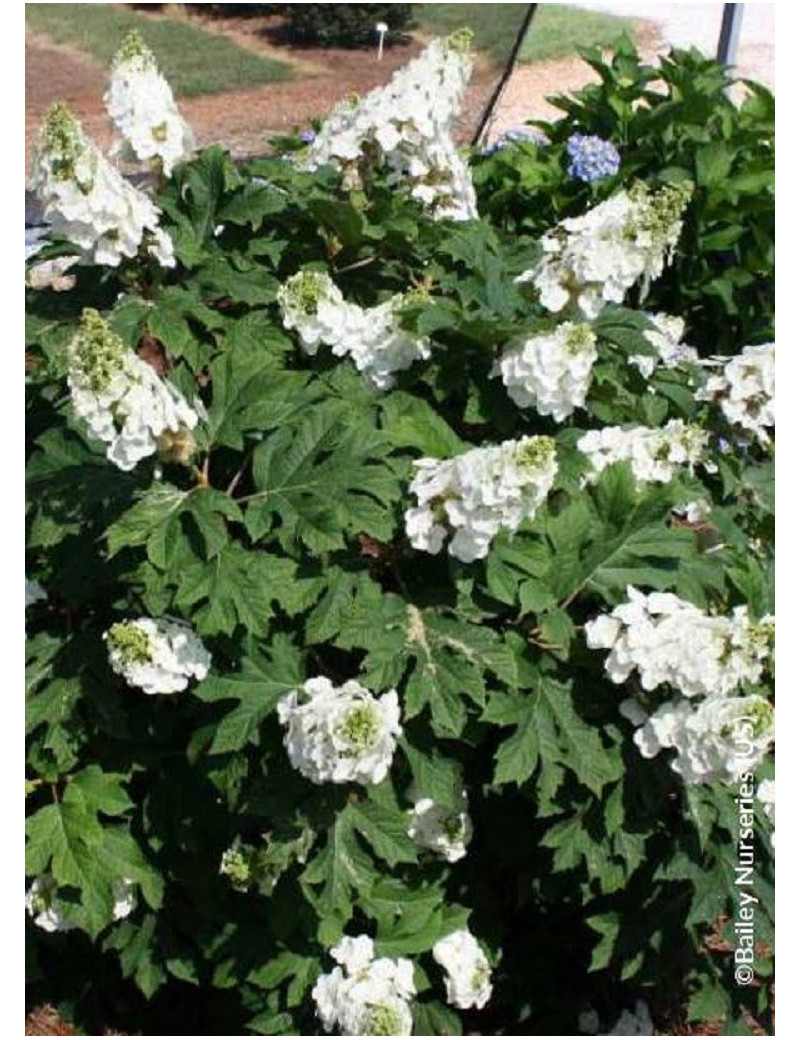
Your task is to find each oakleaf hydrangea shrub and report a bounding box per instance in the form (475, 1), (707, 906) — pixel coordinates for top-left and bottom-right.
(26, 28), (774, 1037)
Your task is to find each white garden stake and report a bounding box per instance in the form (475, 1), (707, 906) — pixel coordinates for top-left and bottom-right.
(376, 21), (388, 60)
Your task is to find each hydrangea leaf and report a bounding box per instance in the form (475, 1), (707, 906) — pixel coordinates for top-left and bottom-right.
(172, 545), (299, 636)
(25, 768), (135, 937)
(193, 635), (304, 754)
(487, 676), (621, 796)
(246, 406), (399, 552)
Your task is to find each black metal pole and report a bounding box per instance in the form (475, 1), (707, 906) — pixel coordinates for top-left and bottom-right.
(717, 3), (745, 67)
(472, 4), (539, 148)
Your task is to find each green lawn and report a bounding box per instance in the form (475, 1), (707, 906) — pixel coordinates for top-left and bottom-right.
(413, 3), (633, 65)
(26, 4), (293, 97)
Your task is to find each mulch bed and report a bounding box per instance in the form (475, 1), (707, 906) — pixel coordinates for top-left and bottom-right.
(25, 1004), (130, 1036)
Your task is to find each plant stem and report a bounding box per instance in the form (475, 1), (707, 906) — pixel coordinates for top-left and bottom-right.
(226, 451), (253, 496)
(195, 455), (211, 488)
(333, 255), (377, 275)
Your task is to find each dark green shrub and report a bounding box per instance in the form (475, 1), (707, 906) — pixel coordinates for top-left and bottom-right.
(25, 31), (774, 1040)
(283, 4), (414, 47)
(473, 37), (775, 356)
(185, 4), (284, 16)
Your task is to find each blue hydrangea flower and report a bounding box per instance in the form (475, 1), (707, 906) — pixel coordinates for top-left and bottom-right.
(481, 127), (544, 156)
(566, 133), (620, 183)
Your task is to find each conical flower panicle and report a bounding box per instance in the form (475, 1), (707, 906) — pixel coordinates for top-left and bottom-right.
(300, 33), (477, 221)
(30, 102), (176, 268)
(67, 308), (198, 471)
(106, 29), (194, 175)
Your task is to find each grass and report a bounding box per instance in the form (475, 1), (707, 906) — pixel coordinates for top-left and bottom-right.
(25, 4), (293, 97)
(412, 3), (634, 65)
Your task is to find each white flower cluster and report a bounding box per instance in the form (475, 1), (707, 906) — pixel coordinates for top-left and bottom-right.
(518, 182), (692, 318)
(432, 928), (493, 1010)
(313, 935), (416, 1036)
(25, 875), (136, 932)
(106, 30), (194, 176)
(277, 677), (401, 785)
(25, 578), (47, 610)
(299, 33), (477, 221)
(494, 322), (598, 420)
(697, 343), (775, 445)
(67, 309), (199, 471)
(405, 435), (558, 563)
(586, 587), (774, 785)
(585, 589), (774, 700)
(277, 270), (431, 390)
(29, 103), (175, 268)
(629, 313), (699, 379)
(620, 693), (774, 785)
(407, 786), (473, 863)
(105, 616), (211, 695)
(577, 420), (708, 487)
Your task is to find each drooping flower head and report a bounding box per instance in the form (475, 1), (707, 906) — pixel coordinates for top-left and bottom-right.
(105, 616), (211, 695)
(432, 928), (493, 1010)
(312, 935), (416, 1036)
(29, 103), (175, 268)
(494, 321), (598, 420)
(622, 692), (774, 785)
(697, 343), (775, 445)
(566, 133), (621, 183)
(278, 270), (430, 389)
(585, 589), (774, 700)
(106, 29), (194, 176)
(67, 308), (199, 471)
(277, 270), (352, 355)
(407, 785), (473, 863)
(518, 181), (692, 318)
(405, 435), (558, 563)
(577, 420), (709, 487)
(278, 677), (401, 785)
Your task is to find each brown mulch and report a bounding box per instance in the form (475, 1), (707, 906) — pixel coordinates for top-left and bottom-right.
(25, 1005), (77, 1036)
(25, 1004), (130, 1036)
